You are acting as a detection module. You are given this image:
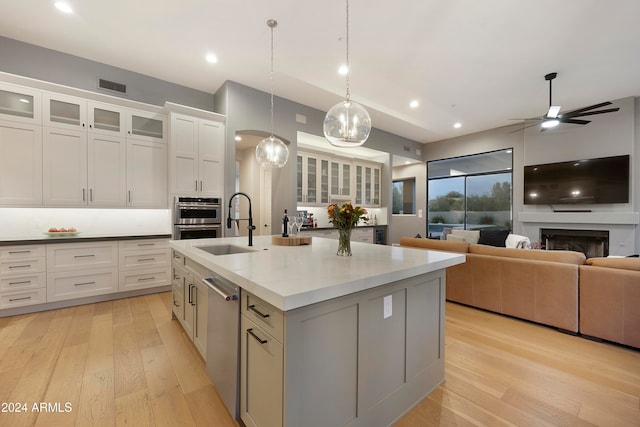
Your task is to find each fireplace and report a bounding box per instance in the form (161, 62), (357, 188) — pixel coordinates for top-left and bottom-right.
(540, 228), (609, 258)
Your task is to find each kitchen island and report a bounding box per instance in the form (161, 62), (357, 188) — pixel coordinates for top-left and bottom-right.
(170, 235), (465, 427)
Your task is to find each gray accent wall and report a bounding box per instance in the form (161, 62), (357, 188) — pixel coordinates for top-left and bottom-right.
(0, 36), (214, 111)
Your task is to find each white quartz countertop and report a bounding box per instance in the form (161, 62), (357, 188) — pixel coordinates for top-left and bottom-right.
(170, 235), (465, 311)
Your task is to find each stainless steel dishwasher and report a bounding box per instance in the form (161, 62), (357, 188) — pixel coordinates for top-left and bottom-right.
(202, 274), (240, 420)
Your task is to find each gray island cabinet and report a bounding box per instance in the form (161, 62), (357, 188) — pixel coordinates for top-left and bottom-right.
(169, 236), (465, 427)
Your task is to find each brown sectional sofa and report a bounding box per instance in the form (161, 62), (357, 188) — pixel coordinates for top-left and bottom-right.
(401, 237), (640, 349)
(399, 237), (586, 333)
(580, 257), (640, 349)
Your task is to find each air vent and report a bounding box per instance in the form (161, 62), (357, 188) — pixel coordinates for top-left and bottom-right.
(98, 78), (127, 94)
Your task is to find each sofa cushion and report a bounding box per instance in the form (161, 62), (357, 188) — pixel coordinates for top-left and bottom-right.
(478, 229), (510, 247)
(451, 229), (480, 244)
(469, 244), (586, 265)
(446, 234), (466, 243)
(399, 237), (470, 253)
(586, 257), (640, 271)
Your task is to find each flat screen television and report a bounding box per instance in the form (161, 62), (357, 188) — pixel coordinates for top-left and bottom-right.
(524, 155), (630, 205)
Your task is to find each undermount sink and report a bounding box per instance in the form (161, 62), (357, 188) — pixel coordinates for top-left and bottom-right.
(196, 244), (257, 256)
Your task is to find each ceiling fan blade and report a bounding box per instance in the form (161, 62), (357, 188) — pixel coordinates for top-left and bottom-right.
(561, 102), (612, 117)
(508, 122), (541, 133)
(563, 107), (620, 118)
(560, 118), (591, 125)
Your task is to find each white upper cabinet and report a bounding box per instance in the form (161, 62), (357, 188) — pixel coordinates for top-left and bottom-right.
(297, 152), (330, 206)
(0, 120), (42, 206)
(330, 159), (352, 200)
(43, 92), (87, 131)
(298, 150), (381, 207)
(354, 162), (381, 207)
(127, 109), (167, 143)
(88, 102), (126, 137)
(0, 83), (41, 124)
(88, 133), (127, 207)
(127, 139), (168, 208)
(42, 127), (88, 206)
(170, 113), (224, 197)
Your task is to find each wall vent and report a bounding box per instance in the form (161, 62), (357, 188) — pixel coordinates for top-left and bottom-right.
(98, 78), (127, 94)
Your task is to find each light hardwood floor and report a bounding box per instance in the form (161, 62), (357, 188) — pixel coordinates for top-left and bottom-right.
(0, 292), (638, 427)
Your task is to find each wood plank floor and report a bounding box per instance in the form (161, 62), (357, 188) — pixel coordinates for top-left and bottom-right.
(0, 292), (638, 426)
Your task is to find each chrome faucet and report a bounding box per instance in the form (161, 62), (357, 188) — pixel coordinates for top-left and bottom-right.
(227, 192), (256, 246)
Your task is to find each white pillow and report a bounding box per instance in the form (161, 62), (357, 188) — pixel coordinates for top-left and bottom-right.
(505, 233), (531, 249)
(446, 234), (466, 242)
(451, 229), (480, 244)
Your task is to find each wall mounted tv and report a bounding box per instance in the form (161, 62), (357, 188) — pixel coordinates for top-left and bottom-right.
(524, 155), (630, 205)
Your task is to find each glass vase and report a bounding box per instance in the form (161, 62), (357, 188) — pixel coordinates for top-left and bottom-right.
(336, 228), (352, 256)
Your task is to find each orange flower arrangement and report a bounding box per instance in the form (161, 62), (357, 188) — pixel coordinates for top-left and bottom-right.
(327, 201), (368, 230)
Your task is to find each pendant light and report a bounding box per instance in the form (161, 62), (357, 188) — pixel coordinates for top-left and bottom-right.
(256, 19), (289, 168)
(323, 0), (371, 147)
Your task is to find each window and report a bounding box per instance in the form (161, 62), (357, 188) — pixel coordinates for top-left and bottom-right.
(427, 149), (512, 238)
(392, 178), (416, 214)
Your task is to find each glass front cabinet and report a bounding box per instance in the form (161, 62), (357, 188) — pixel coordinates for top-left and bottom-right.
(0, 83), (41, 124)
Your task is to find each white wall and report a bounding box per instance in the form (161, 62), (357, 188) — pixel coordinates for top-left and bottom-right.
(390, 162), (427, 244)
(421, 96), (639, 255)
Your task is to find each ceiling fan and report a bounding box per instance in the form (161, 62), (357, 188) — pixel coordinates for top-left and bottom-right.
(520, 72), (620, 130)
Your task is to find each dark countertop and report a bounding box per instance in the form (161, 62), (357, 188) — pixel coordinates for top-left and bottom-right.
(0, 233), (172, 246)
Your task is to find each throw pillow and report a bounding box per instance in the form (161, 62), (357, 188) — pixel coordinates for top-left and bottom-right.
(451, 229), (480, 244)
(445, 234), (466, 242)
(478, 229), (510, 247)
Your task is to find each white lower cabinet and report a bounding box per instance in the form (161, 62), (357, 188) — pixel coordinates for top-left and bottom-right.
(47, 268), (119, 301)
(46, 241), (119, 302)
(118, 239), (170, 292)
(240, 294), (284, 427)
(172, 253), (208, 358)
(302, 227), (374, 243)
(0, 245), (47, 308)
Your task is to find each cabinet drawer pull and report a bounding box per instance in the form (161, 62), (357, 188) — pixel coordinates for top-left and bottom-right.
(9, 280), (32, 285)
(137, 277), (155, 282)
(137, 243), (155, 247)
(137, 257), (155, 262)
(8, 250), (31, 254)
(9, 264), (31, 269)
(248, 304), (270, 318)
(74, 281), (96, 286)
(247, 328), (268, 344)
(74, 254), (96, 258)
(9, 296), (31, 302)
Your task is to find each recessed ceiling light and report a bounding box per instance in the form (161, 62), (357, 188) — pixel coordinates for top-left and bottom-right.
(234, 135), (242, 141)
(54, 1), (73, 13)
(205, 53), (218, 64)
(405, 161), (411, 165)
(409, 100), (419, 108)
(338, 65), (348, 75)
(453, 122), (462, 129)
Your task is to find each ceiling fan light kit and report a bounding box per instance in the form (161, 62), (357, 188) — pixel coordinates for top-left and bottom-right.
(525, 72), (620, 131)
(323, 0), (371, 147)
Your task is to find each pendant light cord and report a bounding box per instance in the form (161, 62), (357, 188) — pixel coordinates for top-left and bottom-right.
(268, 19), (277, 137)
(345, 0), (351, 103)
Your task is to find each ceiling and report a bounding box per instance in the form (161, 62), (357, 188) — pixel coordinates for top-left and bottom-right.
(1, 0), (640, 144)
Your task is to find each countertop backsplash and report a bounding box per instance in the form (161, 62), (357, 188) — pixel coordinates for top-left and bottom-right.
(0, 208), (172, 239)
(298, 206), (387, 228)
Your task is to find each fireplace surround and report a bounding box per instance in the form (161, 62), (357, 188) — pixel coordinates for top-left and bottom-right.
(540, 228), (609, 258)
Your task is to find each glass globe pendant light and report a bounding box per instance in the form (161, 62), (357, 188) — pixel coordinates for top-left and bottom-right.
(323, 0), (371, 147)
(256, 19), (289, 168)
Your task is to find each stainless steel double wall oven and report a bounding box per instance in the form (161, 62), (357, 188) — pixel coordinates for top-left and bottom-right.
(173, 196), (222, 239)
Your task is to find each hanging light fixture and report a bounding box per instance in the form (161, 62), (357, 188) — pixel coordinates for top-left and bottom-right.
(256, 19), (289, 168)
(323, 0), (371, 147)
